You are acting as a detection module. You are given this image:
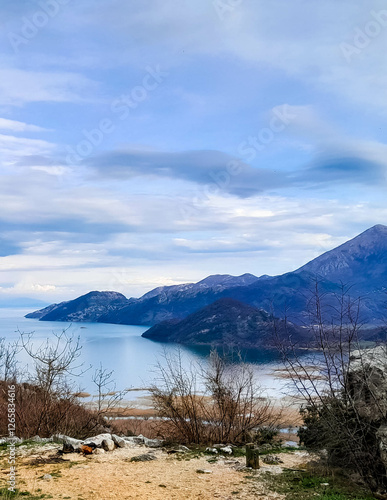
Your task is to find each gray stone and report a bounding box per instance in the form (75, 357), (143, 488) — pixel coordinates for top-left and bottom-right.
(124, 436), (145, 445)
(53, 434), (83, 452)
(220, 446), (233, 455)
(130, 453), (157, 462)
(112, 434), (127, 448)
(144, 437), (163, 448)
(42, 474), (53, 481)
(84, 433), (112, 448)
(196, 469), (212, 474)
(262, 455), (283, 465)
(93, 448), (105, 455)
(102, 438), (115, 452)
(205, 447), (218, 454)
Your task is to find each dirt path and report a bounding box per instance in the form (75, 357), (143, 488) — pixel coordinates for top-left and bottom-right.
(1, 444), (311, 500)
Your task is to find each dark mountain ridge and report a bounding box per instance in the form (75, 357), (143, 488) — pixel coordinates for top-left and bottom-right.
(142, 297), (306, 347)
(26, 225), (387, 328)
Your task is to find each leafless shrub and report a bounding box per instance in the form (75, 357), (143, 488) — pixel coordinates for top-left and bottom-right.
(150, 349), (280, 445)
(91, 363), (130, 417)
(0, 330), (110, 439)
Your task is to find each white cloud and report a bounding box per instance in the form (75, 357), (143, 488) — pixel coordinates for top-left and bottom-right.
(0, 117), (50, 132)
(0, 68), (97, 106)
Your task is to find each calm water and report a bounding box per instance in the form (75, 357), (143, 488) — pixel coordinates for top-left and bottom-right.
(0, 308), (287, 398)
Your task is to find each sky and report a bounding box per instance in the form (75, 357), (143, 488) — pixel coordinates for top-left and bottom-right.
(1, 0), (387, 302)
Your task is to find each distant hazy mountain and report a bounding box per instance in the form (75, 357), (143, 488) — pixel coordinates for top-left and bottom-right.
(25, 291), (129, 322)
(26, 225), (387, 329)
(0, 297), (50, 309)
(142, 297), (306, 347)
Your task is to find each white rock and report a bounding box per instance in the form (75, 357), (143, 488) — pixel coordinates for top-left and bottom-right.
(102, 438), (115, 451)
(84, 433), (112, 448)
(144, 438), (163, 448)
(112, 434), (127, 448)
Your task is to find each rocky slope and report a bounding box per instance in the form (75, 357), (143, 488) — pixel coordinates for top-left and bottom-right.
(25, 291), (129, 322)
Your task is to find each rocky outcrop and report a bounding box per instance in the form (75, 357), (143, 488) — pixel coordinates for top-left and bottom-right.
(348, 346), (387, 421)
(348, 346), (387, 474)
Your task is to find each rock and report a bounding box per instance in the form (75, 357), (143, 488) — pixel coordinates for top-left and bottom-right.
(84, 433), (112, 448)
(349, 346), (387, 421)
(42, 474), (53, 481)
(220, 446), (233, 454)
(124, 435), (145, 445)
(53, 434), (84, 453)
(212, 444), (225, 449)
(112, 434), (127, 448)
(196, 469), (213, 474)
(167, 445), (189, 454)
(262, 455), (283, 465)
(130, 454), (157, 462)
(102, 438), (115, 452)
(93, 448), (105, 455)
(205, 447), (218, 454)
(144, 438), (163, 448)
(32, 436), (53, 443)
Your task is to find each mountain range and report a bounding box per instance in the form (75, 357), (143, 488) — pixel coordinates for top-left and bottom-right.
(25, 225), (387, 346)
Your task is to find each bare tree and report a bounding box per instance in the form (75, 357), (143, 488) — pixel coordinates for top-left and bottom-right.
(92, 363), (130, 419)
(150, 348), (280, 445)
(0, 337), (20, 383)
(275, 281), (387, 498)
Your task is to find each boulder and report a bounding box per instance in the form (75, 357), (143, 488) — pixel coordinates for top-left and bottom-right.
(124, 436), (145, 445)
(102, 438), (115, 452)
(93, 448), (105, 455)
(349, 346), (387, 421)
(53, 434), (84, 452)
(144, 438), (163, 448)
(220, 446), (233, 455)
(84, 433), (112, 448)
(112, 434), (127, 448)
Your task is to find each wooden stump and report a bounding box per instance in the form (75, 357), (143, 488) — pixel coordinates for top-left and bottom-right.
(246, 443), (260, 469)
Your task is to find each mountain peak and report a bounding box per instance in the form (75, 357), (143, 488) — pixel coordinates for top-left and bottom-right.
(295, 224), (387, 284)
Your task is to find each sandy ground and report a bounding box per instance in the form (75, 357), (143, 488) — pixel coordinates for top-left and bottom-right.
(0, 443), (311, 500)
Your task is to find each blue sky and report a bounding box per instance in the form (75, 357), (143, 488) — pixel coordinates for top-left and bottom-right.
(1, 0), (387, 301)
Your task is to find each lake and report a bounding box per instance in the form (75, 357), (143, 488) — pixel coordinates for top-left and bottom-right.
(0, 308), (290, 399)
